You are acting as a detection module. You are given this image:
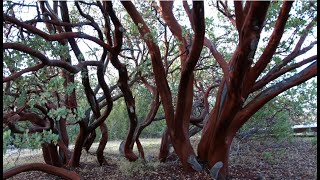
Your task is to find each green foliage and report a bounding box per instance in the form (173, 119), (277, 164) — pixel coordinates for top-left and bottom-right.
(118, 158), (160, 177)
(270, 115), (293, 141)
(17, 90), (27, 107)
(263, 2), (282, 32)
(310, 137), (317, 147)
(48, 106), (70, 121)
(262, 151), (273, 161)
(67, 124), (80, 144)
(3, 130), (13, 155)
(241, 95), (294, 140)
(3, 130), (59, 153)
(102, 84), (166, 141)
(105, 99), (129, 140)
(66, 82), (77, 95)
(48, 76), (65, 90)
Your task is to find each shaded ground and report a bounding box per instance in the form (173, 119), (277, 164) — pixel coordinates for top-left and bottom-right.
(4, 137), (317, 179)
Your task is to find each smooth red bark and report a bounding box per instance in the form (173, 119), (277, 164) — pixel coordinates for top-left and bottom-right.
(3, 163), (81, 180)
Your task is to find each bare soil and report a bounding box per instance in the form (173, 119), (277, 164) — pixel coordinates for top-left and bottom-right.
(4, 137), (317, 180)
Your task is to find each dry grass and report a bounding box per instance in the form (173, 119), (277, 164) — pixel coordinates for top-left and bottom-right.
(3, 138), (162, 170)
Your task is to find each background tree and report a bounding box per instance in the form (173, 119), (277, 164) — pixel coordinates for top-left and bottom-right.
(3, 1), (317, 179)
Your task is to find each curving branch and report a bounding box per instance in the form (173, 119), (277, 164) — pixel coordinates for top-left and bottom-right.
(229, 61), (317, 134)
(104, 1), (139, 161)
(75, 1), (104, 41)
(3, 63), (45, 82)
(251, 1), (293, 77)
(4, 43), (101, 74)
(216, 1), (236, 27)
(182, 1), (228, 74)
(263, 40), (317, 81)
(129, 75), (161, 159)
(60, 1), (110, 166)
(121, 1), (175, 138)
(3, 163), (81, 180)
(251, 55), (317, 92)
(3, 13), (113, 53)
(228, 2), (270, 91)
(190, 85), (217, 123)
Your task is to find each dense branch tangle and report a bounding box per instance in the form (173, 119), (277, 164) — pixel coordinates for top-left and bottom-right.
(3, 1), (317, 179)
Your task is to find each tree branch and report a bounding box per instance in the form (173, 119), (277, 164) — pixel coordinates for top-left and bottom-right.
(251, 55), (317, 92)
(182, 1), (228, 74)
(228, 2), (270, 91)
(230, 61), (317, 133)
(3, 63), (45, 82)
(234, 1), (244, 34)
(3, 163), (81, 180)
(249, 1), (293, 80)
(4, 43), (101, 74)
(3, 13), (113, 53)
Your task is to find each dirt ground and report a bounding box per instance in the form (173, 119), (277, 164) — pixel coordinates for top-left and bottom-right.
(4, 137), (317, 180)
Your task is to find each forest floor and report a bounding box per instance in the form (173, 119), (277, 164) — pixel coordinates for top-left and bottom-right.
(4, 136), (317, 180)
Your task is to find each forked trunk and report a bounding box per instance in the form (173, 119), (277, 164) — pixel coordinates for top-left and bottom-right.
(198, 113), (239, 178)
(198, 78), (242, 177)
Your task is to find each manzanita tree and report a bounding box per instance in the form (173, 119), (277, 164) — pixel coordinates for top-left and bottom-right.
(3, 0), (317, 179)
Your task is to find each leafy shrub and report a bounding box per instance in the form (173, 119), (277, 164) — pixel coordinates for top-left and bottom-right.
(270, 116), (293, 141)
(240, 95), (296, 141)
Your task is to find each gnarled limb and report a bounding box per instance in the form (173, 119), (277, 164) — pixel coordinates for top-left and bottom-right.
(4, 43), (102, 74)
(122, 1), (175, 161)
(3, 63), (45, 82)
(182, 1), (228, 74)
(42, 142), (63, 167)
(96, 123), (108, 165)
(68, 120), (87, 167)
(3, 163), (81, 180)
(162, 1), (206, 170)
(216, 1), (236, 27)
(3, 13), (114, 52)
(104, 1), (138, 161)
(234, 1), (244, 34)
